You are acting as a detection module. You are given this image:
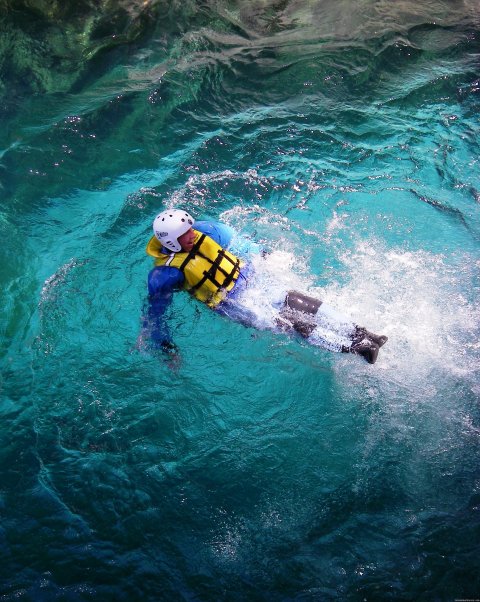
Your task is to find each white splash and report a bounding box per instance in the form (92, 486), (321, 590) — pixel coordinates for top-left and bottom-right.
(318, 239), (480, 388)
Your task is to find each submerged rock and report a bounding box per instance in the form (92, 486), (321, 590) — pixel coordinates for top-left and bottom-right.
(0, 0), (159, 100)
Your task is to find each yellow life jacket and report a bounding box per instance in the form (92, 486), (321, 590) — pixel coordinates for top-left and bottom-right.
(146, 230), (243, 307)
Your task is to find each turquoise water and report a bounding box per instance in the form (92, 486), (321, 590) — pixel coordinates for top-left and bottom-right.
(1, 1), (480, 599)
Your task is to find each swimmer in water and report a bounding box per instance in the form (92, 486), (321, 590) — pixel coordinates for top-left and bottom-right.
(143, 208), (388, 364)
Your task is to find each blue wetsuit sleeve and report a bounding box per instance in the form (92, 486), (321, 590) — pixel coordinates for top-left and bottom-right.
(144, 266), (184, 350)
(195, 220), (261, 259)
(195, 221), (234, 247)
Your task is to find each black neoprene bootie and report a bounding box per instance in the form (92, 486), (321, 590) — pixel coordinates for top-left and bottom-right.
(351, 340), (379, 364)
(355, 327), (388, 348)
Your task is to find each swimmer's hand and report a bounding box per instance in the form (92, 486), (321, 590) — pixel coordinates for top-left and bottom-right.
(161, 341), (182, 373)
(133, 334), (181, 371)
(160, 340), (177, 353)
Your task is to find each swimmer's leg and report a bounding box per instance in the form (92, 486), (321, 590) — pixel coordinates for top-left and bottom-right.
(280, 291), (387, 364)
(276, 291), (320, 338)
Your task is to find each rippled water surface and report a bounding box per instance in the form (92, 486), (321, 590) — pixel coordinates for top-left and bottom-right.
(1, 0), (480, 599)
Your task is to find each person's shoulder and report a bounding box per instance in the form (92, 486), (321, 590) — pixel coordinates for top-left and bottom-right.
(195, 220), (234, 246)
(195, 220), (229, 234)
(148, 264), (184, 292)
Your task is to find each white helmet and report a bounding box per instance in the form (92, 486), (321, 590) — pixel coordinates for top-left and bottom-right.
(152, 208), (195, 252)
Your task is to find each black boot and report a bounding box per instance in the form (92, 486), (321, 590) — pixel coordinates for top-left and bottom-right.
(355, 327), (388, 348)
(351, 340), (379, 364)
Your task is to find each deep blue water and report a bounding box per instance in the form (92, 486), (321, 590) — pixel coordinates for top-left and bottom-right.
(1, 1), (480, 600)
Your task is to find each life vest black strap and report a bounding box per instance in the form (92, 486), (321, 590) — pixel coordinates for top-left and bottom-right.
(178, 232), (240, 295)
(188, 258), (240, 293)
(219, 256), (240, 289)
(189, 249), (240, 293)
(178, 233), (206, 272)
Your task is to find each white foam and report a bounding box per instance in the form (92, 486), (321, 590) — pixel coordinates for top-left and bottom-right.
(228, 248), (314, 331)
(318, 239), (480, 389)
(225, 227), (479, 392)
(40, 258), (87, 304)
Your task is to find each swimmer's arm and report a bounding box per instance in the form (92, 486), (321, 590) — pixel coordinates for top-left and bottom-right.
(143, 266), (184, 351)
(195, 220), (261, 258)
